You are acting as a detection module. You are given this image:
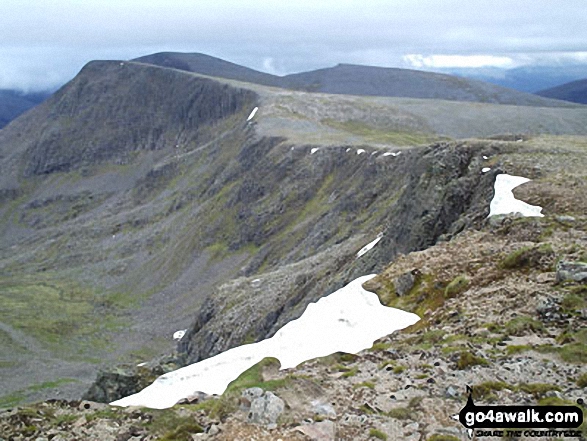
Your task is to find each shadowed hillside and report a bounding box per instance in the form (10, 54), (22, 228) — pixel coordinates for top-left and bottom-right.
(0, 89), (50, 129)
(537, 78), (587, 104)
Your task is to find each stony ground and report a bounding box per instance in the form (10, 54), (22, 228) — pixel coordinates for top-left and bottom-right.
(2, 214), (585, 441)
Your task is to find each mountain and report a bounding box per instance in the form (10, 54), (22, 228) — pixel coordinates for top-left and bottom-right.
(280, 63), (573, 106)
(0, 89), (50, 129)
(134, 52), (574, 107)
(438, 64), (587, 93)
(133, 52), (282, 87)
(536, 78), (587, 104)
(0, 55), (586, 438)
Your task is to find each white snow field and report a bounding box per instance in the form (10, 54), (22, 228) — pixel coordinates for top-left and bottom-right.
(489, 173), (544, 218)
(111, 275), (420, 409)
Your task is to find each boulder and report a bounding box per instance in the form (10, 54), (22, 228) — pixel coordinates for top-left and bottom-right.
(556, 261), (587, 283)
(296, 420), (336, 441)
(246, 391), (285, 426)
(395, 270), (418, 297)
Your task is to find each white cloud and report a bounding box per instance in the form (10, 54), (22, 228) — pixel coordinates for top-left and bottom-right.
(0, 1), (586, 90)
(404, 54), (516, 69)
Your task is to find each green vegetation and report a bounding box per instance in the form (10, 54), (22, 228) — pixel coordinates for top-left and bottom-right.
(0, 391), (25, 408)
(145, 410), (203, 440)
(504, 316), (543, 336)
(387, 407), (412, 420)
(499, 244), (553, 270)
(427, 435), (460, 441)
(505, 344), (532, 355)
(472, 381), (509, 401)
(393, 365), (406, 374)
(370, 342), (391, 352)
(518, 383), (560, 398)
(341, 367), (359, 378)
(0, 378), (78, 409)
(224, 358), (289, 395)
(372, 272), (446, 322)
(537, 328), (587, 363)
(354, 381), (375, 389)
(0, 275), (123, 355)
(321, 119), (440, 146)
(577, 373), (587, 388)
(444, 275), (469, 298)
(28, 378), (77, 392)
(562, 293), (586, 311)
(369, 428), (388, 440)
(189, 396), (236, 421)
(456, 351), (489, 370)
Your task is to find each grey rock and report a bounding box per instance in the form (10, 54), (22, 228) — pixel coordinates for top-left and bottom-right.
(556, 215), (576, 224)
(311, 400), (337, 418)
(395, 270), (417, 297)
(296, 420), (336, 441)
(556, 261), (587, 283)
(242, 387), (264, 401)
(208, 424), (221, 436)
(247, 391), (285, 426)
(445, 385), (461, 399)
(536, 297), (563, 321)
(404, 422), (419, 432)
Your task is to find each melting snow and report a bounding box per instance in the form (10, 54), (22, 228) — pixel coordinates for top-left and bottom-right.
(311, 148), (319, 155)
(489, 174), (544, 218)
(482, 167), (491, 173)
(356, 235), (383, 258)
(111, 275), (419, 409)
(246, 107), (258, 121)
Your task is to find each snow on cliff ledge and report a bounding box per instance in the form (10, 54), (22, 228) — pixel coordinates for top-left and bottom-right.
(111, 275), (420, 409)
(489, 174), (544, 218)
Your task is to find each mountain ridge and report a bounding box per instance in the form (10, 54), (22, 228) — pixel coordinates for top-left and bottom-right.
(536, 78), (587, 104)
(133, 52), (577, 107)
(0, 55), (586, 439)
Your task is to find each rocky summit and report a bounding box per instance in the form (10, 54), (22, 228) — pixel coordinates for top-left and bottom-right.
(0, 53), (586, 440)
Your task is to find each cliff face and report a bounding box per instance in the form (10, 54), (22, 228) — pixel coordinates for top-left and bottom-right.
(0, 61), (256, 178)
(177, 141), (498, 365)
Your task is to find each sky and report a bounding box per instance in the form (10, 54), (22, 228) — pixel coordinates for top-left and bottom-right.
(1, 0), (586, 91)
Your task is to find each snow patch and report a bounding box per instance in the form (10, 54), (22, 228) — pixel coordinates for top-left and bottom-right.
(311, 148), (319, 155)
(483, 155), (489, 160)
(246, 107), (258, 121)
(488, 174), (544, 218)
(356, 235), (383, 258)
(383, 151), (401, 157)
(357, 149), (366, 155)
(111, 275), (419, 409)
(482, 167), (491, 173)
(173, 330), (187, 341)
(346, 148), (351, 153)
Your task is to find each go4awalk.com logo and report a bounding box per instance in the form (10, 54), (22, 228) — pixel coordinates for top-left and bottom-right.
(453, 386), (584, 438)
